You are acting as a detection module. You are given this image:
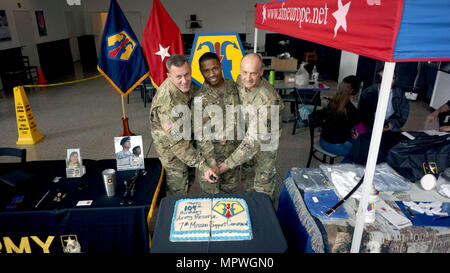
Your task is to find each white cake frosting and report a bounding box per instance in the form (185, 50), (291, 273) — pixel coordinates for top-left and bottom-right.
(170, 198), (252, 242)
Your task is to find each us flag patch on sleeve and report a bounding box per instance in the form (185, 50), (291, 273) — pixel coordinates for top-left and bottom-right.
(163, 120), (174, 131)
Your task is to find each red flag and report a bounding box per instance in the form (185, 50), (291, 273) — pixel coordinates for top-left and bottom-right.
(142, 0), (184, 88)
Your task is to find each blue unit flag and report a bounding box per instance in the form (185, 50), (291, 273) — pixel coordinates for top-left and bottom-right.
(97, 0), (149, 96)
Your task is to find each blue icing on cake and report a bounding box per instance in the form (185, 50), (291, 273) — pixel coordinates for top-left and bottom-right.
(169, 198), (252, 242)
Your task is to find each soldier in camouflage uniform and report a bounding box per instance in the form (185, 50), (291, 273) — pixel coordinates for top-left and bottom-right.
(218, 53), (283, 200)
(192, 52), (241, 194)
(150, 54), (218, 196)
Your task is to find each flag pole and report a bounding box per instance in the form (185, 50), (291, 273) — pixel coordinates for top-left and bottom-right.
(350, 61), (396, 252)
(254, 28), (258, 53)
(120, 95), (135, 136)
(121, 96), (126, 119)
(97, 0), (145, 138)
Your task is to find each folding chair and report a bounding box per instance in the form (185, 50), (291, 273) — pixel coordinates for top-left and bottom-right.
(292, 88), (322, 135)
(0, 147), (27, 163)
(305, 110), (338, 168)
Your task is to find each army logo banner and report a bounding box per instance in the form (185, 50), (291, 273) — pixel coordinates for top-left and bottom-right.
(189, 32), (245, 86)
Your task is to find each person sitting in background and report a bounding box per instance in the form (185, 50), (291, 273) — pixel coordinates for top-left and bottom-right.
(344, 75), (363, 106)
(428, 99), (450, 132)
(358, 68), (409, 132)
(320, 76), (361, 160)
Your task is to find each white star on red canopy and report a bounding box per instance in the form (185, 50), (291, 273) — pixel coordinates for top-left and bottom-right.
(262, 5), (267, 23)
(155, 44), (171, 62)
(332, 0), (351, 38)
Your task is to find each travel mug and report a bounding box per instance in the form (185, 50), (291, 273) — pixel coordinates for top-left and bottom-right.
(102, 169), (116, 197)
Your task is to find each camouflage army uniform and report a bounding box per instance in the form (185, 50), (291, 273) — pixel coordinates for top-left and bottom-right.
(191, 78), (240, 194)
(223, 76), (283, 199)
(150, 78), (209, 196)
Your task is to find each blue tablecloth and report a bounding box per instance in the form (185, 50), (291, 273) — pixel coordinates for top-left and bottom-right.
(277, 170), (328, 253)
(277, 167), (450, 253)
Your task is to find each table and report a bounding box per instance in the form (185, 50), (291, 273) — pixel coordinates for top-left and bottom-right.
(274, 80), (329, 123)
(277, 166), (450, 253)
(274, 80), (329, 94)
(150, 192), (288, 253)
(273, 80), (296, 94)
(0, 158), (163, 254)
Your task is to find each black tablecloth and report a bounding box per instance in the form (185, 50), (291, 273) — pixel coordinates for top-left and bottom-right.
(0, 158), (163, 254)
(150, 192), (287, 253)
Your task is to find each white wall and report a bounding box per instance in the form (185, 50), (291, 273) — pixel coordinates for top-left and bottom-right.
(338, 50), (359, 83)
(83, 0), (264, 47)
(0, 1), (25, 51)
(0, 0), (277, 95)
(0, 0), (86, 63)
(0, 0), (267, 91)
(0, 0), (266, 64)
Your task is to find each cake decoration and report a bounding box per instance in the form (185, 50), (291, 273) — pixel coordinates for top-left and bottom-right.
(169, 198), (252, 242)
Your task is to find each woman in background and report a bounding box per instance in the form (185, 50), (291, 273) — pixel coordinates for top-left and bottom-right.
(320, 76), (361, 160)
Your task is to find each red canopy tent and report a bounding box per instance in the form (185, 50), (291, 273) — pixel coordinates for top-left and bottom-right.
(253, 0), (450, 252)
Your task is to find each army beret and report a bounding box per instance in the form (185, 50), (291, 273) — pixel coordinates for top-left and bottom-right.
(120, 136), (130, 145)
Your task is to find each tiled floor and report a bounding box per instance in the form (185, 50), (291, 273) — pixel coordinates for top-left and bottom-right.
(0, 63), (439, 211)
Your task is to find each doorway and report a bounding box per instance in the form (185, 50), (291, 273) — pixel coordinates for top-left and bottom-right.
(91, 12), (108, 57)
(65, 11), (80, 62)
(13, 10), (39, 67)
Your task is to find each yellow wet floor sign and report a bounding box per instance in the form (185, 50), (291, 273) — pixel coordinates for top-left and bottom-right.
(14, 86), (44, 144)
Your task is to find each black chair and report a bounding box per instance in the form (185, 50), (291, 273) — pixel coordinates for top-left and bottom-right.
(292, 88), (322, 135)
(305, 110), (338, 168)
(141, 79), (156, 107)
(0, 147), (27, 163)
(2, 56), (38, 87)
(22, 56), (39, 84)
(127, 78), (156, 107)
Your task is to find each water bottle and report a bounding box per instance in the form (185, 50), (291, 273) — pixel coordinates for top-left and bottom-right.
(269, 70), (275, 85)
(311, 65), (319, 84)
(365, 186), (379, 223)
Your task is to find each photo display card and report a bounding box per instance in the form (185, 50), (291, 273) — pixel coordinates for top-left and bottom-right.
(114, 135), (144, 171)
(66, 148), (85, 178)
(66, 148), (82, 168)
